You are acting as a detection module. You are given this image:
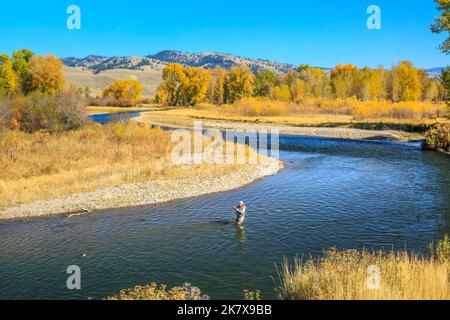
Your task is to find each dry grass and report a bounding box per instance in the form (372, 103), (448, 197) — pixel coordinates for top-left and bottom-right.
(0, 122), (245, 209)
(85, 106), (157, 115)
(148, 98), (448, 133)
(279, 247), (449, 300)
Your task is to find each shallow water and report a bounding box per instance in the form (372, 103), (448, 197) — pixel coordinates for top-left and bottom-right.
(87, 111), (148, 124)
(0, 129), (449, 300)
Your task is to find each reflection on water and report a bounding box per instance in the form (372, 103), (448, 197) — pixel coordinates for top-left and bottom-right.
(236, 226), (247, 245)
(0, 134), (448, 300)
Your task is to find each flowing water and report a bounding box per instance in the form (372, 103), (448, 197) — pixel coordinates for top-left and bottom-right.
(0, 113), (449, 300)
(87, 111), (149, 124)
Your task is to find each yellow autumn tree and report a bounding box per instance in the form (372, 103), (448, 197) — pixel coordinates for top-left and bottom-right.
(273, 84), (292, 102)
(102, 80), (143, 106)
(305, 67), (329, 98)
(391, 61), (421, 101)
(156, 63), (186, 106)
(359, 68), (385, 101)
(207, 68), (227, 105)
(157, 64), (211, 106)
(290, 79), (307, 102)
(28, 54), (65, 96)
(181, 67), (211, 106)
(225, 66), (254, 103)
(0, 54), (18, 96)
(331, 64), (359, 99)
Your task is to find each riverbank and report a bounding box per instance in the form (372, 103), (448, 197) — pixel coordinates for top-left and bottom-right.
(0, 156), (281, 221)
(86, 105), (157, 116)
(0, 123), (283, 221)
(136, 110), (426, 141)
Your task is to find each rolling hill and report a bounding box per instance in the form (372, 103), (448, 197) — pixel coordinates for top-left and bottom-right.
(63, 50), (446, 98)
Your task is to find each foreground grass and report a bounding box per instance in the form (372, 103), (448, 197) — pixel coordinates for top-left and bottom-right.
(106, 283), (210, 300)
(0, 122), (246, 210)
(105, 236), (449, 300)
(279, 237), (450, 300)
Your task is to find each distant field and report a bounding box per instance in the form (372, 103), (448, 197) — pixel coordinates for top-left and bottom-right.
(138, 105), (448, 134)
(85, 106), (158, 115)
(64, 66), (162, 97)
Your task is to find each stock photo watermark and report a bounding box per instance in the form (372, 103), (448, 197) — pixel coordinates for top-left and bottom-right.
(367, 5), (381, 30)
(66, 265), (81, 290)
(67, 5), (81, 30)
(171, 121), (280, 166)
(367, 265), (381, 290)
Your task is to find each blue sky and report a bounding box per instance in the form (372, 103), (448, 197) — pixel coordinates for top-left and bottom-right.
(0, 0), (448, 68)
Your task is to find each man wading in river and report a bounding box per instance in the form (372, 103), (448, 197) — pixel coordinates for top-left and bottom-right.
(234, 201), (247, 226)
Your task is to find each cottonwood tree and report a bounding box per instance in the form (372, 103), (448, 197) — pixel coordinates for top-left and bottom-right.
(102, 80), (143, 105)
(207, 68), (227, 105)
(0, 54), (18, 96)
(156, 63), (186, 106)
(432, 0), (450, 54)
(28, 55), (65, 96)
(225, 66), (254, 103)
(180, 67), (211, 106)
(390, 61), (421, 102)
(12, 49), (34, 94)
(253, 70), (278, 98)
(331, 64), (359, 99)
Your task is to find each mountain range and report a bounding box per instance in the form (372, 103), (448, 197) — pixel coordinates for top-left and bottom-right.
(62, 50), (446, 97)
(62, 50), (298, 74)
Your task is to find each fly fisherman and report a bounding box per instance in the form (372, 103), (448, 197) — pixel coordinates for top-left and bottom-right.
(234, 201), (247, 226)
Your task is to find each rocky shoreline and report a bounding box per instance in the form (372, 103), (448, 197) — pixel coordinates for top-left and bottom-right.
(0, 156), (283, 221)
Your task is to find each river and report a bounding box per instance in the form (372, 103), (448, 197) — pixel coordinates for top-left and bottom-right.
(0, 112), (448, 299)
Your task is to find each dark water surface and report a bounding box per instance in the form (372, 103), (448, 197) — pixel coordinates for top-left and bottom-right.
(87, 111), (149, 124)
(0, 118), (449, 300)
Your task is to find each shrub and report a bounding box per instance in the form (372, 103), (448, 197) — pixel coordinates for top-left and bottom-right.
(18, 86), (85, 132)
(106, 283), (210, 300)
(429, 234), (450, 261)
(422, 124), (450, 153)
(214, 97), (446, 120)
(0, 97), (12, 127)
(230, 97), (289, 116)
(89, 96), (137, 108)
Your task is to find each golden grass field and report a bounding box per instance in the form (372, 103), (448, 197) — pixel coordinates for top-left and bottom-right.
(279, 245), (449, 300)
(136, 98), (448, 134)
(85, 105), (158, 115)
(0, 122), (249, 210)
(64, 66), (163, 97)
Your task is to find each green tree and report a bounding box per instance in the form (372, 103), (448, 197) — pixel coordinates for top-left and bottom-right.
(441, 67), (450, 117)
(253, 70), (278, 97)
(225, 66), (254, 103)
(12, 49), (34, 94)
(431, 0), (450, 54)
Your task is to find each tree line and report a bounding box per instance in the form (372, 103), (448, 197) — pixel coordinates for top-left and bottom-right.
(0, 49), (85, 132)
(156, 62), (448, 107)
